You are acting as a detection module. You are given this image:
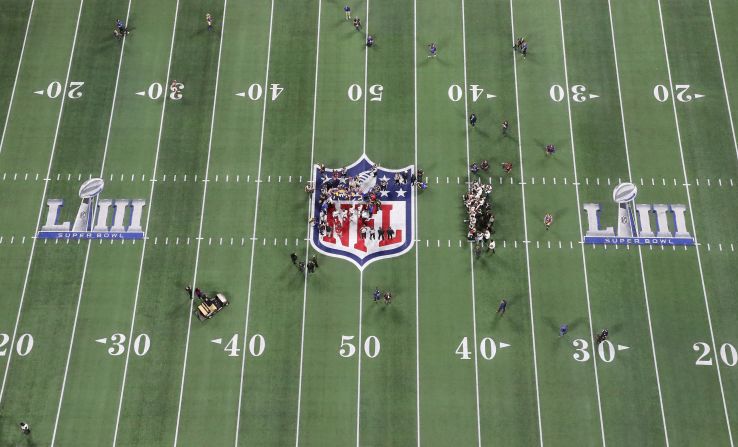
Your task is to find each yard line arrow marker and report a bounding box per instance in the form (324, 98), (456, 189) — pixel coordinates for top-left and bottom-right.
(95, 338), (107, 344)
(499, 342), (511, 349)
(486, 93), (496, 99)
(617, 344), (630, 351)
(235, 92), (246, 97)
(33, 90), (44, 95)
(211, 338), (223, 345)
(694, 93), (705, 99)
(589, 93), (599, 99)
(135, 91), (145, 96)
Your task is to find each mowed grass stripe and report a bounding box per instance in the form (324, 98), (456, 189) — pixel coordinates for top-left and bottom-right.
(560, 0), (670, 444)
(416, 0), (479, 444)
(0, 0), (34, 155)
(360, 0), (417, 444)
(173, 0), (270, 445)
(466, 0), (541, 444)
(50, 0), (181, 444)
(511, 0), (604, 444)
(610, 0), (733, 444)
(0, 0), (123, 444)
(112, 0), (223, 444)
(659, 0), (738, 439)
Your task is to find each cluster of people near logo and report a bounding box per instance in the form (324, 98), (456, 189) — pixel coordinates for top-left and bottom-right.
(307, 163), (424, 243)
(463, 181), (496, 255)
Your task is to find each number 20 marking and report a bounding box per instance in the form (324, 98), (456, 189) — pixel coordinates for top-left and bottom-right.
(0, 333), (34, 356)
(693, 342), (737, 367)
(653, 84), (696, 102)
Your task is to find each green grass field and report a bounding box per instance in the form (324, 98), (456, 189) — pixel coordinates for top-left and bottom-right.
(1, 0), (738, 445)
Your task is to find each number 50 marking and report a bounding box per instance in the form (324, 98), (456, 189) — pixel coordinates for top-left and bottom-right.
(348, 84), (383, 102)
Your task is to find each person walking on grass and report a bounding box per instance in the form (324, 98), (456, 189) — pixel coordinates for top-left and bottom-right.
(559, 324), (568, 337)
(19, 422), (30, 435)
(497, 299), (507, 316)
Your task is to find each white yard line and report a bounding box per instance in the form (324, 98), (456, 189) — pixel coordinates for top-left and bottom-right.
(50, 1), (134, 444)
(111, 1), (181, 444)
(233, 0), (275, 443)
(361, 0), (370, 155)
(555, 1), (607, 445)
(0, 0), (85, 409)
(355, 2), (371, 444)
(413, 0), (421, 443)
(508, 1), (543, 445)
(655, 1), (734, 444)
(706, 0), (738, 162)
(172, 1), (229, 445)
(459, 0), (482, 445)
(294, 0), (322, 443)
(0, 0), (35, 156)
(605, 1), (669, 444)
(355, 273), (364, 447)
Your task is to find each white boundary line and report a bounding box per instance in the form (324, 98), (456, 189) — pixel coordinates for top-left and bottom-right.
(413, 0), (420, 443)
(0, 0), (35, 156)
(0, 0), (85, 409)
(50, 1), (133, 443)
(233, 0), (275, 443)
(508, 1), (543, 445)
(706, 0), (738, 162)
(172, 1), (229, 445)
(294, 0), (322, 443)
(555, 1), (607, 445)
(655, 1), (734, 445)
(355, 1), (370, 444)
(111, 1), (181, 444)
(459, 0), (482, 444)
(604, 1), (669, 444)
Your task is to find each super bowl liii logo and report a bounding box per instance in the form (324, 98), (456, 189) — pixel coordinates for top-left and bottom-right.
(583, 182), (694, 246)
(37, 178), (145, 239)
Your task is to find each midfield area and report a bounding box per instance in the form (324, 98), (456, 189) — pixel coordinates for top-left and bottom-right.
(0, 0), (737, 446)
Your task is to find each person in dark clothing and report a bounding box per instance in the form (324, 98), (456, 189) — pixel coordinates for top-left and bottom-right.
(290, 252), (298, 264)
(311, 254), (319, 268)
(307, 261), (315, 273)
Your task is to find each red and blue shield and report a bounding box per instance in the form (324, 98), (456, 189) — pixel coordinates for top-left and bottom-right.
(310, 155), (415, 269)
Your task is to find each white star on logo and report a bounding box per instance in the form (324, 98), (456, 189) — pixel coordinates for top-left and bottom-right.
(395, 189), (406, 198)
(380, 190), (389, 198)
(380, 175), (390, 182)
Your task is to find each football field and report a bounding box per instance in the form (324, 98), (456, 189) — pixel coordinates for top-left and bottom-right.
(2, 0), (738, 445)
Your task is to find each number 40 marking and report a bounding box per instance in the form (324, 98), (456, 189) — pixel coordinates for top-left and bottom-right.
(235, 84), (284, 101)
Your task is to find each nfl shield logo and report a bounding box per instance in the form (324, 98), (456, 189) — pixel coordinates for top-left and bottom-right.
(310, 155), (415, 269)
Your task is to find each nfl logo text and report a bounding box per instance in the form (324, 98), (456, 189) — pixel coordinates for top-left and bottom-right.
(310, 156), (415, 269)
(583, 182), (694, 246)
(37, 178), (146, 240)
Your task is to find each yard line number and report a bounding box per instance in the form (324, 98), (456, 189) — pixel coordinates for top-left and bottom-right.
(339, 335), (380, 358)
(220, 334), (266, 358)
(653, 84), (702, 102)
(694, 342), (737, 367)
(35, 81), (84, 99)
(447, 84), (495, 102)
(102, 333), (150, 356)
(549, 84), (597, 103)
(0, 333), (34, 356)
(348, 84), (383, 102)
(455, 336), (502, 360)
(239, 83), (284, 101)
(572, 339), (616, 363)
